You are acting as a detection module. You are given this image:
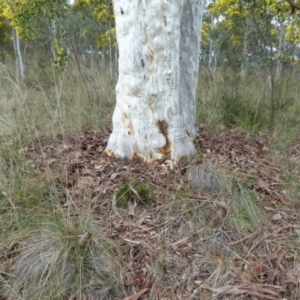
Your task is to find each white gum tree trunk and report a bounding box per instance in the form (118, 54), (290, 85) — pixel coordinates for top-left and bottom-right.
(13, 28), (25, 79)
(106, 0), (204, 161)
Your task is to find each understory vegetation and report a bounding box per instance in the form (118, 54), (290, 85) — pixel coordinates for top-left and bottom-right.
(1, 60), (300, 299)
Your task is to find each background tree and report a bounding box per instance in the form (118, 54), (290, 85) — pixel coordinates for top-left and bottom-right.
(72, 0), (116, 77)
(203, 0), (300, 125)
(205, 0), (300, 75)
(0, 0), (69, 75)
(0, 0), (116, 74)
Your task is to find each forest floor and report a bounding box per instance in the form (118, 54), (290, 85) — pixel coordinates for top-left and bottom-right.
(2, 124), (300, 300)
(1, 65), (300, 299)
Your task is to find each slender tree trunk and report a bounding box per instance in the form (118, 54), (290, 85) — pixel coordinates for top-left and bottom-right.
(51, 20), (57, 62)
(13, 28), (25, 79)
(275, 23), (285, 82)
(291, 43), (296, 77)
(264, 3), (276, 126)
(13, 28), (18, 75)
(208, 32), (213, 70)
(108, 23), (113, 79)
(240, 30), (248, 79)
(208, 16), (216, 71)
(106, 0), (204, 161)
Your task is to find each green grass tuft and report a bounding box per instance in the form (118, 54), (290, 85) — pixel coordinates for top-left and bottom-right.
(116, 177), (153, 208)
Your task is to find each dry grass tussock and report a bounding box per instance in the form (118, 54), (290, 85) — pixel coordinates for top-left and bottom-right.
(1, 62), (300, 299)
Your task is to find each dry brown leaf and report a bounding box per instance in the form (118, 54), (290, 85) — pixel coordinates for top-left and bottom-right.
(285, 268), (300, 285)
(257, 179), (272, 194)
(199, 283), (249, 295)
(246, 285), (281, 299)
(156, 287), (163, 299)
(132, 224), (153, 233)
(246, 291), (279, 300)
(199, 283), (280, 299)
(121, 288), (148, 300)
(250, 265), (268, 280)
(229, 231), (258, 246)
(273, 191), (287, 203)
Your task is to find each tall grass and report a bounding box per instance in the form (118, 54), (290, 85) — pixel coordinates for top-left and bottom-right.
(0, 59), (115, 144)
(0, 60), (119, 299)
(197, 66), (300, 145)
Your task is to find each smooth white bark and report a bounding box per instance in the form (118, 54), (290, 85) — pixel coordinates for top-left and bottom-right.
(106, 0), (204, 161)
(240, 30), (248, 80)
(51, 20), (57, 62)
(13, 28), (25, 79)
(208, 16), (217, 71)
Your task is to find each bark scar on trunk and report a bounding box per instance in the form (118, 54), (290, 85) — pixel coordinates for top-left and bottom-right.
(156, 119), (171, 155)
(163, 16), (167, 26)
(186, 130), (190, 137)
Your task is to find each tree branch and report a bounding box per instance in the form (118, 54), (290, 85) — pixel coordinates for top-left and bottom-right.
(286, 0), (300, 14)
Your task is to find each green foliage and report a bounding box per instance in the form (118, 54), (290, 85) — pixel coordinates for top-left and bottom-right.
(203, 0), (300, 72)
(53, 42), (69, 68)
(73, 0), (116, 51)
(97, 27), (116, 50)
(0, 16), (11, 57)
(286, 17), (300, 44)
(1, 0), (67, 39)
(116, 178), (152, 208)
(0, 0), (116, 70)
(74, 0), (114, 24)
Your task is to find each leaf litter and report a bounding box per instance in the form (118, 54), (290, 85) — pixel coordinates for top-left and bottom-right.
(3, 125), (300, 299)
